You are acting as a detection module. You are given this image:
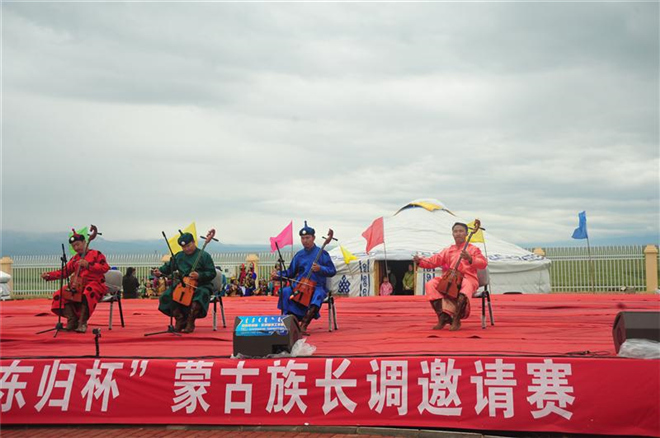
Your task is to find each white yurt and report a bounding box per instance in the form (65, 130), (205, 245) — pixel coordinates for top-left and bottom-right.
(328, 199), (551, 296)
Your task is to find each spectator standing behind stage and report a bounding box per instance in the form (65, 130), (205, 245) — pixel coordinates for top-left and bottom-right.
(216, 266), (227, 292)
(387, 269), (397, 292)
(402, 264), (414, 295)
(238, 264), (247, 286)
(245, 264), (257, 295)
(379, 275), (393, 296)
(122, 267), (140, 299)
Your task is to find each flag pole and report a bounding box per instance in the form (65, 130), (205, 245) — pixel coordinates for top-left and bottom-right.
(383, 239), (389, 275)
(586, 235), (595, 293)
(288, 221), (294, 263)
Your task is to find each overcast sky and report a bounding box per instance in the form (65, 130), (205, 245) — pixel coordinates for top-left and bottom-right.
(2, 1), (658, 248)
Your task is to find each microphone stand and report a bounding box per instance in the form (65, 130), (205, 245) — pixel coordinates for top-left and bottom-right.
(37, 244), (69, 337)
(275, 242), (287, 316)
(145, 232), (182, 337)
(93, 328), (102, 357)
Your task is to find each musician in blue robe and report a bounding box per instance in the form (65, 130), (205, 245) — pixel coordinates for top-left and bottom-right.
(272, 221), (336, 334)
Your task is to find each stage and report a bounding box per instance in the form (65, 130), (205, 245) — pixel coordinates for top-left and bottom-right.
(1, 294), (659, 436)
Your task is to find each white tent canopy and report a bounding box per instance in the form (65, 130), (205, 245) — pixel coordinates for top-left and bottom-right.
(328, 199), (551, 296)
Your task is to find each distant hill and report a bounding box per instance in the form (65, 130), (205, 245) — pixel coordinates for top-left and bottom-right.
(1, 230), (657, 257)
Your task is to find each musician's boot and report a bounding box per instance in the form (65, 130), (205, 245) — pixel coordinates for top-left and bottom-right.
(449, 294), (468, 332)
(62, 303), (78, 331)
(299, 305), (319, 336)
(75, 303), (90, 333)
(430, 300), (450, 330)
(182, 302), (202, 334)
(172, 308), (186, 332)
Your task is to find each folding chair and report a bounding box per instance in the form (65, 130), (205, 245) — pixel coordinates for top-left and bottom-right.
(102, 270), (125, 330)
(324, 290), (338, 332)
(210, 269), (226, 331)
(476, 269), (494, 329)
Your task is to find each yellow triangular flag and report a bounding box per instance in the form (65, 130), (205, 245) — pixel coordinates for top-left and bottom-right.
(467, 220), (485, 243)
(340, 245), (358, 264)
(168, 222), (198, 253)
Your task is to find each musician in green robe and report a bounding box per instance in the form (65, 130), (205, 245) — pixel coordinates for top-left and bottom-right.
(154, 233), (216, 333)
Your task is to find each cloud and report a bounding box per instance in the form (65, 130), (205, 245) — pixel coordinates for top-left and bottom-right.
(2, 2), (658, 249)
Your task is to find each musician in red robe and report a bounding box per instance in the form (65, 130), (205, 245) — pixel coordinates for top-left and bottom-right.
(413, 222), (487, 331)
(41, 232), (110, 333)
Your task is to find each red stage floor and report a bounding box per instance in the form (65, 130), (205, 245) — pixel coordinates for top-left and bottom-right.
(2, 295), (659, 436)
(1, 294), (658, 359)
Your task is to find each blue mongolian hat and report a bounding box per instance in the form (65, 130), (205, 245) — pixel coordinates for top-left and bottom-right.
(177, 232), (195, 246)
(299, 221), (315, 236)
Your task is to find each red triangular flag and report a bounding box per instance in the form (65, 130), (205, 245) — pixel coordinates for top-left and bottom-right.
(362, 217), (384, 253)
(270, 221), (293, 253)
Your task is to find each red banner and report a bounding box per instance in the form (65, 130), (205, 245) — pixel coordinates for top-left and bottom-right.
(1, 356), (658, 436)
(362, 217), (384, 253)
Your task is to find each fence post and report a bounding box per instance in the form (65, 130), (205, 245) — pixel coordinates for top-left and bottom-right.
(533, 248), (546, 257)
(0, 256), (14, 294)
(644, 245), (659, 293)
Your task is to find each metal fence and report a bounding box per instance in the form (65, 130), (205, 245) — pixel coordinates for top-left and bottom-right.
(10, 252), (293, 298)
(528, 245), (648, 293)
(7, 245), (657, 298)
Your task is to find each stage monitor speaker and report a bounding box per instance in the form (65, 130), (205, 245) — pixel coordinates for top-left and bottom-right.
(612, 311), (660, 353)
(233, 315), (301, 357)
